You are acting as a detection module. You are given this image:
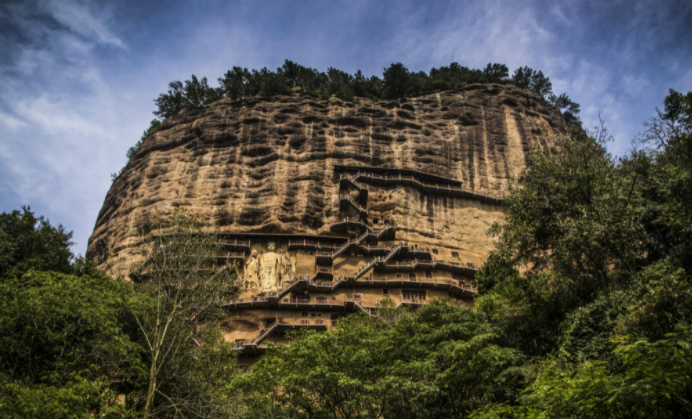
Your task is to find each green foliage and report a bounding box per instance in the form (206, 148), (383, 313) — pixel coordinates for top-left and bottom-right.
(153, 75), (220, 119)
(663, 89), (692, 131)
(382, 62), (411, 98)
(0, 206), (73, 278)
(475, 326), (692, 418)
(637, 89), (692, 271)
(477, 126), (648, 356)
(483, 63), (510, 80)
(512, 66), (553, 98)
(0, 270), (144, 418)
(549, 93), (581, 125)
(158, 60), (574, 118)
(0, 207), (241, 417)
(0, 380), (135, 419)
(129, 208), (239, 417)
(228, 300), (525, 419)
(473, 89), (692, 417)
(219, 66), (250, 100)
(147, 326), (238, 418)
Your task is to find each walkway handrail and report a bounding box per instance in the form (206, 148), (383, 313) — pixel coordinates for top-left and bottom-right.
(348, 171), (507, 202)
(224, 276), (477, 308)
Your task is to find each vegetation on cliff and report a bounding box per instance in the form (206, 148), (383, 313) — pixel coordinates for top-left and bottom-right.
(153, 60), (579, 120)
(118, 60), (580, 164)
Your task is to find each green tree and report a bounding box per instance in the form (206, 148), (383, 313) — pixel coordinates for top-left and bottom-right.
(327, 67), (354, 101)
(281, 59), (301, 87)
(383, 63), (411, 98)
(154, 61), (577, 115)
(512, 66), (553, 98)
(475, 326), (692, 419)
(483, 63), (509, 81)
(474, 90), (692, 417)
(636, 89), (692, 270)
(0, 207), (73, 278)
(219, 66), (251, 101)
(145, 326), (238, 418)
(428, 62), (466, 91)
(229, 300), (524, 419)
(0, 207), (240, 418)
(549, 93), (581, 124)
(153, 75), (217, 119)
(130, 209), (239, 418)
(477, 126), (647, 356)
(0, 270), (144, 418)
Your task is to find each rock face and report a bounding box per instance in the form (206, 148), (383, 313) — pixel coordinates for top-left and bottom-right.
(88, 83), (567, 367)
(88, 83), (565, 271)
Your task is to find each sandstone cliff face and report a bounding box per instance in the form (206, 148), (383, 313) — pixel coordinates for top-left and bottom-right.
(88, 84), (567, 271)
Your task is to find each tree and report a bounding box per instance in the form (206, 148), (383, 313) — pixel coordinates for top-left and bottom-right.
(146, 326), (238, 418)
(383, 63), (411, 98)
(476, 124), (650, 357)
(428, 62), (467, 91)
(475, 325), (692, 419)
(229, 300), (525, 419)
(474, 90), (692, 417)
(281, 59), (301, 87)
(483, 63), (509, 81)
(327, 67), (354, 101)
(512, 66), (553, 98)
(219, 66), (250, 101)
(549, 93), (581, 124)
(153, 75), (217, 119)
(153, 61), (576, 117)
(0, 207), (73, 279)
(0, 270), (143, 418)
(129, 209), (239, 418)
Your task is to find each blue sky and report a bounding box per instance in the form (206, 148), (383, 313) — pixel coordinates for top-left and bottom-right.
(1, 0), (691, 255)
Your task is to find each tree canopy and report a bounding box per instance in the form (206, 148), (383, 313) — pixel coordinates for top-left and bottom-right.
(149, 60), (577, 120)
(0, 207), (74, 278)
(471, 89), (692, 417)
(0, 208), (240, 418)
(228, 300), (526, 419)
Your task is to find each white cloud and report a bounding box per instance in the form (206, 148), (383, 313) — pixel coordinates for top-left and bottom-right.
(0, 112), (27, 130)
(0, 0), (133, 254)
(1, 0), (690, 255)
(45, 0), (126, 49)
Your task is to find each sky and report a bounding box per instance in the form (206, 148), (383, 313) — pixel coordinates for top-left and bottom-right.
(1, 0), (691, 256)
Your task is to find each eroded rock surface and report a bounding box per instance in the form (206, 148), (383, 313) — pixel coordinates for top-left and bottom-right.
(88, 84), (566, 272)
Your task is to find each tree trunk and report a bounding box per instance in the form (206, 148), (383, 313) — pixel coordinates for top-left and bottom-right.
(143, 349), (158, 417)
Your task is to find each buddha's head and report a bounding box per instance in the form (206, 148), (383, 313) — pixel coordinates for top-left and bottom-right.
(267, 242), (276, 252)
(250, 249), (258, 259)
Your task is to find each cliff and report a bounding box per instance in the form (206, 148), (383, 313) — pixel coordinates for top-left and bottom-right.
(88, 83), (567, 272)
